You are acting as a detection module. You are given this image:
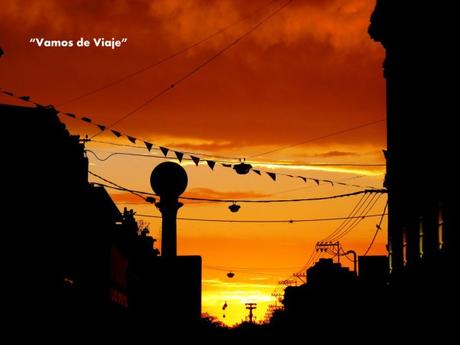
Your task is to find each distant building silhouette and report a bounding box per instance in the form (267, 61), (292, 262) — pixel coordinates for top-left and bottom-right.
(306, 258), (356, 289)
(280, 259), (357, 331)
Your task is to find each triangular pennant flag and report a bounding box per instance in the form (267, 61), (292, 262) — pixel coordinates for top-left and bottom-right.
(191, 156), (200, 166)
(96, 124), (106, 131)
(2, 91), (14, 96)
(298, 176), (307, 183)
(160, 147), (169, 157)
(267, 172), (277, 181)
(111, 130), (122, 137)
(337, 182), (347, 186)
(19, 95), (31, 102)
(221, 163), (232, 168)
(325, 180), (334, 186)
(144, 142), (153, 152)
(127, 136), (137, 144)
(36, 104), (56, 112)
(252, 169), (261, 175)
(81, 117), (92, 123)
(207, 160), (216, 170)
(174, 151), (184, 162)
(313, 179), (320, 185)
(65, 112), (76, 118)
(286, 174), (293, 178)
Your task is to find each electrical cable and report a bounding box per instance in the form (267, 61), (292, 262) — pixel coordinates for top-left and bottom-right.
(327, 193), (380, 241)
(248, 118), (385, 158)
(363, 201), (388, 256)
(59, 0), (282, 106)
(321, 192), (369, 242)
(328, 192), (383, 242)
(88, 171), (147, 202)
(91, 0), (293, 138)
(135, 213), (387, 224)
(87, 147), (384, 167)
(90, 175), (384, 203)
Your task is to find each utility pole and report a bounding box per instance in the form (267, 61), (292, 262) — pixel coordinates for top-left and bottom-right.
(293, 272), (306, 283)
(316, 241), (341, 263)
(245, 303), (257, 323)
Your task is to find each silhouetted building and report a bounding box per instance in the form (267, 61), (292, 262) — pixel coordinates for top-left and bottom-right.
(130, 255), (202, 325)
(306, 258), (356, 289)
(366, 1), (458, 337)
(280, 259), (357, 331)
(369, 1), (457, 285)
(358, 255), (388, 288)
(3, 103), (199, 332)
(267, 3), (458, 338)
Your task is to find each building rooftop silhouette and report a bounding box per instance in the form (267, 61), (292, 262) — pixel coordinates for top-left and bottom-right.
(369, 0), (457, 290)
(3, 103), (201, 334)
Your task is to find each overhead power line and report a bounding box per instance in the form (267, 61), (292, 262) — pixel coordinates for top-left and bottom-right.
(248, 118), (386, 158)
(89, 172), (386, 203)
(292, 192), (387, 278)
(136, 213), (388, 224)
(322, 192), (373, 242)
(88, 171), (148, 202)
(91, 0), (293, 138)
(180, 189), (383, 203)
(84, 148), (381, 190)
(86, 148), (385, 167)
(90, 137), (240, 161)
(363, 201), (388, 256)
(2, 89), (386, 191)
(327, 192), (383, 242)
(59, 0), (281, 106)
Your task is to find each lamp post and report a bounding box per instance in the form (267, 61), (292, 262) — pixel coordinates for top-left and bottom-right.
(150, 162), (188, 257)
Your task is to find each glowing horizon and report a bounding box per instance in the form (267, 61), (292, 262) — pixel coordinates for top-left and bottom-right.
(0, 0), (386, 326)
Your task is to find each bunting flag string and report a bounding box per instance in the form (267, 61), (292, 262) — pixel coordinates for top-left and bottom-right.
(88, 170), (387, 204)
(1, 88), (383, 190)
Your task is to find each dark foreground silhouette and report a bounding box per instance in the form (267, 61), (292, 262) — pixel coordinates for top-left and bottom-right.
(3, 0), (458, 340)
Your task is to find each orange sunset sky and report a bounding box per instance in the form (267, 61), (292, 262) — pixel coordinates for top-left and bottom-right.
(0, 0), (387, 325)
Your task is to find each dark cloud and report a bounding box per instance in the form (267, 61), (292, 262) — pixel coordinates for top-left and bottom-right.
(314, 150), (358, 158)
(0, 0), (385, 152)
(183, 187), (271, 200)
